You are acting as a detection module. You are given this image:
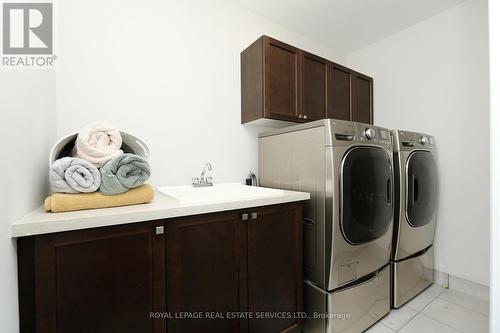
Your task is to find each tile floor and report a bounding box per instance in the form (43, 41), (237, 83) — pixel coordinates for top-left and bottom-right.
(365, 284), (489, 333)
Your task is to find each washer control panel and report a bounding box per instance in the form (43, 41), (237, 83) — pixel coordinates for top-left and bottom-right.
(329, 120), (392, 149)
(355, 125), (391, 148)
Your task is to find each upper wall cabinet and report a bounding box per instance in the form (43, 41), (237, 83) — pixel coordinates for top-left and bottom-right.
(301, 51), (329, 122)
(351, 72), (374, 124)
(241, 36), (301, 124)
(241, 36), (373, 126)
(328, 63), (374, 123)
(328, 63), (352, 121)
(264, 38), (301, 122)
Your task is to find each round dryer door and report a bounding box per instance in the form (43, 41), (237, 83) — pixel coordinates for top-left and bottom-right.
(406, 151), (438, 227)
(341, 147), (393, 245)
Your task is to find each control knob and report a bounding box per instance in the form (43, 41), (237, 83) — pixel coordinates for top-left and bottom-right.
(364, 128), (375, 140)
(419, 136), (428, 145)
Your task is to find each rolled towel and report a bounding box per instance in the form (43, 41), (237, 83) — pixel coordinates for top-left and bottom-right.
(100, 153), (151, 195)
(74, 122), (123, 167)
(49, 157), (101, 193)
(45, 184), (155, 213)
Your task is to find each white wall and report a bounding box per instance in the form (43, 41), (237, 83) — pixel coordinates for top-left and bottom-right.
(55, 0), (344, 186)
(489, 0), (499, 328)
(0, 69), (56, 332)
(345, 0), (490, 286)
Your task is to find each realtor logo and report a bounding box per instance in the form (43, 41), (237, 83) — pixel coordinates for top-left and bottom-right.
(1, 2), (55, 67)
(2, 3), (53, 54)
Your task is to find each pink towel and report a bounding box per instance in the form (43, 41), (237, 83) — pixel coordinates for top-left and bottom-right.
(74, 122), (123, 167)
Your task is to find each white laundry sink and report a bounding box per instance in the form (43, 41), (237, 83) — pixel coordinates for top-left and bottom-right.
(157, 183), (286, 204)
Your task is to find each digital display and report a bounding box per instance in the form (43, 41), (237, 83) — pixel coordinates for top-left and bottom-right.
(379, 130), (389, 140)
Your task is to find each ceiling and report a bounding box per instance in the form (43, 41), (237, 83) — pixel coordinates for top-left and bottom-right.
(233, 0), (467, 53)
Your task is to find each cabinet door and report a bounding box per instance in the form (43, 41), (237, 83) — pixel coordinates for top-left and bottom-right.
(247, 204), (303, 333)
(328, 63), (352, 121)
(352, 73), (373, 124)
(264, 37), (301, 122)
(166, 211), (248, 333)
(18, 221), (167, 333)
(301, 51), (328, 121)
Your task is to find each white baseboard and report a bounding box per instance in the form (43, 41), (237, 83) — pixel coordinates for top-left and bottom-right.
(434, 269), (490, 301)
(448, 274), (490, 301)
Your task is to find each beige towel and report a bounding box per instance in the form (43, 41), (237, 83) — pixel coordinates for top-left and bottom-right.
(45, 184), (155, 213)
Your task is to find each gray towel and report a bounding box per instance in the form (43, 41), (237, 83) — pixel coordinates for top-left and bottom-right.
(50, 157), (102, 193)
(99, 154), (151, 195)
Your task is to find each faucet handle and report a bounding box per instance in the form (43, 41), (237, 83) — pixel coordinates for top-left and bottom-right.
(193, 163), (214, 187)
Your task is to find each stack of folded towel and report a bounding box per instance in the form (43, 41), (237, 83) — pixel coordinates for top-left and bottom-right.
(45, 123), (154, 213)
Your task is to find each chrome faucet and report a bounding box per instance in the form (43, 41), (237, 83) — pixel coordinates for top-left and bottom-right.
(192, 162), (213, 187)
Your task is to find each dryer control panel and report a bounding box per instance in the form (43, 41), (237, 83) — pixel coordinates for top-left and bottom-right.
(392, 130), (437, 152)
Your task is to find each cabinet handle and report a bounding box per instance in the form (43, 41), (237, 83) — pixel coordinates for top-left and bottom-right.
(155, 226), (164, 235)
(242, 213), (249, 221)
(251, 212), (258, 220)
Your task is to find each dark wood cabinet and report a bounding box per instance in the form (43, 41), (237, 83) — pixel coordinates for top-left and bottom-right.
(265, 38), (301, 122)
(328, 63), (352, 121)
(17, 203), (303, 333)
(241, 36), (301, 124)
(17, 220), (167, 333)
(327, 64), (374, 123)
(301, 52), (328, 121)
(166, 203), (303, 333)
(248, 204), (303, 333)
(166, 210), (247, 333)
(241, 35), (373, 125)
(352, 73), (373, 124)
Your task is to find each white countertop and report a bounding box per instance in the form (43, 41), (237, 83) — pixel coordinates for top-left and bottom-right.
(12, 183), (310, 238)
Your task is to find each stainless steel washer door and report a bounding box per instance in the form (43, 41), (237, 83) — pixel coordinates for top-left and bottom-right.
(341, 147), (394, 245)
(327, 145), (394, 290)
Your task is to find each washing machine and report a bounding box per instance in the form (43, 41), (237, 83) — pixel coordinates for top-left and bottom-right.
(259, 119), (394, 333)
(391, 130), (438, 308)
